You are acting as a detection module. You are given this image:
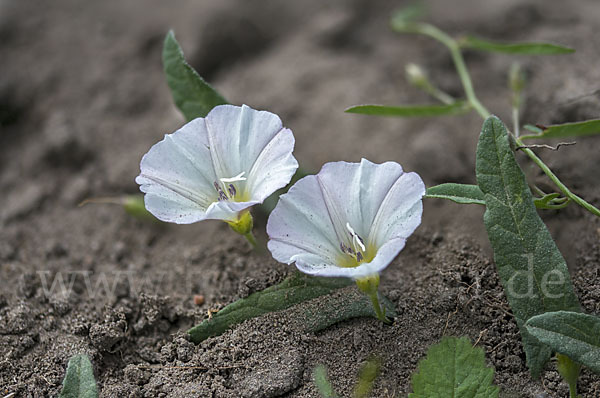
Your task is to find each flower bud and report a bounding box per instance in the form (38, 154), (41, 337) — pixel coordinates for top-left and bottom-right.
(405, 63), (428, 88)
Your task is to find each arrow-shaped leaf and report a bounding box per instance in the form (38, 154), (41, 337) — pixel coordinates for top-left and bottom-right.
(162, 30), (228, 121)
(526, 311), (600, 374)
(188, 273), (396, 343)
(522, 119), (600, 140)
(475, 116), (580, 378)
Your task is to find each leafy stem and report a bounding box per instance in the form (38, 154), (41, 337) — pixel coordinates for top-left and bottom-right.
(395, 21), (600, 217)
(394, 22), (490, 119)
(513, 138), (600, 217)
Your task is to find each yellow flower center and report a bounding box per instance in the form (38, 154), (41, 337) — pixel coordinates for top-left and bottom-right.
(337, 223), (375, 268)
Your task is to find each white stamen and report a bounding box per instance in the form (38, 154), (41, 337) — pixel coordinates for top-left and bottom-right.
(345, 222), (355, 236)
(346, 222), (366, 252)
(220, 172), (247, 183)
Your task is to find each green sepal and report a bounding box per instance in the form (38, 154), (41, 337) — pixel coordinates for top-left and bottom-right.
(227, 210), (253, 236)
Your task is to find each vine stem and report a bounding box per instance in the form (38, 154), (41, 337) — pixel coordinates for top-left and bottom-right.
(514, 138), (600, 217)
(513, 107), (520, 138)
(398, 21), (600, 217)
(399, 23), (490, 119)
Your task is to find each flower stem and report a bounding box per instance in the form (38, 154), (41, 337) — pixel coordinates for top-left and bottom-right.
(395, 22), (490, 118)
(368, 290), (390, 324)
(400, 22), (600, 218)
(512, 107), (520, 138)
(243, 231), (258, 249)
(356, 275), (392, 325)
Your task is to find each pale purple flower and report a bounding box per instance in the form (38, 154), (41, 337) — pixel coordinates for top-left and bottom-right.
(267, 159), (425, 279)
(136, 104), (298, 224)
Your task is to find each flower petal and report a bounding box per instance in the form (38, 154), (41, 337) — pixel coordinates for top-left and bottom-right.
(204, 199), (261, 222)
(267, 159), (424, 278)
(137, 104), (298, 224)
(205, 104), (298, 201)
(136, 118), (217, 223)
(315, 159), (407, 242)
(267, 174), (342, 267)
(294, 237), (406, 278)
(367, 171), (425, 248)
(246, 127), (298, 203)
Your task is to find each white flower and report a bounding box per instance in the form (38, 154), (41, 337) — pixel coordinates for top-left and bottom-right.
(136, 104), (298, 225)
(267, 159), (425, 279)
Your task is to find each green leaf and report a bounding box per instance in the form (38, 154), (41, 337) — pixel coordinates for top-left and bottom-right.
(187, 273), (396, 343)
(354, 357), (381, 398)
(556, 353), (581, 397)
(461, 36), (575, 55)
(522, 119), (600, 140)
(59, 355), (98, 398)
(301, 288), (396, 334)
(409, 336), (499, 398)
(162, 30), (228, 121)
(533, 192), (570, 210)
(425, 183), (485, 205)
(345, 101), (469, 117)
(313, 365), (338, 398)
(526, 311), (600, 374)
(391, 3), (426, 25)
(523, 124), (544, 135)
(476, 116), (580, 378)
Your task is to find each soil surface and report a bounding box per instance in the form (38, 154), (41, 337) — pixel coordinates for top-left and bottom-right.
(1, 0), (600, 397)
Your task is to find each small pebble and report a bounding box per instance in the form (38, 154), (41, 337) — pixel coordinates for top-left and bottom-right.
(193, 295), (205, 306)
